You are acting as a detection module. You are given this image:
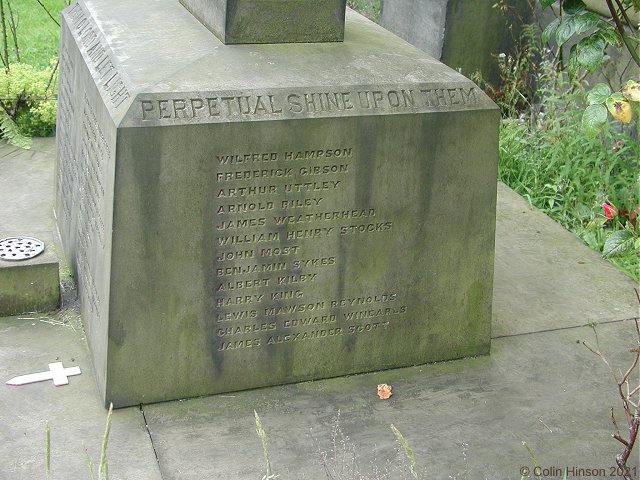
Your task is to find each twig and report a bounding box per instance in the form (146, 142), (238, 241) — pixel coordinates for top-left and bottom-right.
(612, 407), (623, 437)
(34, 0), (59, 27)
(585, 303), (640, 480)
(605, 0), (640, 67)
(614, 433), (630, 447)
(6, 0), (17, 62)
(0, 0), (9, 68)
(582, 339), (617, 380)
(616, 407), (640, 478)
(613, 0), (636, 31)
(0, 96), (53, 101)
(620, 354), (639, 394)
(45, 59), (58, 93)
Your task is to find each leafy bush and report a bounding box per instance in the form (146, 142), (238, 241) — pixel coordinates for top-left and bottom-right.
(499, 79), (639, 281)
(0, 61), (57, 147)
(540, 0), (639, 80)
(0, 0), (64, 146)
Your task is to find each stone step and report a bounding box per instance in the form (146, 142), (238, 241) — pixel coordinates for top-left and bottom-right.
(0, 230), (60, 316)
(0, 139), (61, 316)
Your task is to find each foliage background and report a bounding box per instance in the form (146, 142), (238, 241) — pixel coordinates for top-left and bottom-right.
(6, 0), (65, 66)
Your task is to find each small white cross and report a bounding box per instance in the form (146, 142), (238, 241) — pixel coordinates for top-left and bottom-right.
(5, 362), (81, 386)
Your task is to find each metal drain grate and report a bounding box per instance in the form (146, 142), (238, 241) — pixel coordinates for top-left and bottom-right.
(0, 237), (45, 261)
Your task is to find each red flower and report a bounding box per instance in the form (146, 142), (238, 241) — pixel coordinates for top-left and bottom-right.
(602, 202), (618, 219)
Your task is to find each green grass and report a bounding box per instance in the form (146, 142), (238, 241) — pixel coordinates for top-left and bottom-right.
(499, 90), (640, 282)
(348, 0), (381, 23)
(5, 0), (66, 67)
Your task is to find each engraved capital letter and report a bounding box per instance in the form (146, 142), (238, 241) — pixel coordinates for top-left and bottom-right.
(141, 100), (155, 120)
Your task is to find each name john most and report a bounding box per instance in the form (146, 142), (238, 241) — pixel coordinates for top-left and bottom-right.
(138, 87), (479, 121)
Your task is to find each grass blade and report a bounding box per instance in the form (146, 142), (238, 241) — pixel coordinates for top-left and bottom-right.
(390, 424), (418, 479)
(98, 403), (113, 480)
(44, 421), (50, 480)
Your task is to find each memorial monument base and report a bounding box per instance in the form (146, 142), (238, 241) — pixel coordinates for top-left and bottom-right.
(56, 0), (498, 407)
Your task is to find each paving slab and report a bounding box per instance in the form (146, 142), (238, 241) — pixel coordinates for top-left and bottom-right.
(0, 138), (57, 234)
(493, 182), (638, 337)
(0, 139), (60, 315)
(143, 320), (640, 480)
(0, 312), (161, 480)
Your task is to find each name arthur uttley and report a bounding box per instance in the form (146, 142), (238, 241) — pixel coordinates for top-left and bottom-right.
(138, 86), (479, 122)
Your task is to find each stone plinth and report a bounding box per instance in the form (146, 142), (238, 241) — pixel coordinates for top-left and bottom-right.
(0, 248), (59, 316)
(180, 0), (347, 44)
(56, 0), (498, 408)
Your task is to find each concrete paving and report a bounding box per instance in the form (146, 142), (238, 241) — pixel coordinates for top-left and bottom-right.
(1, 138), (639, 479)
(0, 139), (60, 315)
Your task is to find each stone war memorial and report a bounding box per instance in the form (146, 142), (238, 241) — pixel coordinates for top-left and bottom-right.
(55, 0), (499, 408)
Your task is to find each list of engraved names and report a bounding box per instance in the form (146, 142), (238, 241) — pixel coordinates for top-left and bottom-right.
(214, 147), (407, 352)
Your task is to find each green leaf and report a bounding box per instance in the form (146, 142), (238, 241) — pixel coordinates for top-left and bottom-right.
(540, 0), (556, 7)
(573, 12), (600, 35)
(567, 44), (580, 80)
(556, 17), (577, 46)
(634, 237), (640, 251)
(563, 0), (588, 14)
(582, 104), (608, 134)
(576, 37), (605, 72)
(587, 84), (612, 104)
(0, 110), (31, 149)
(542, 18), (561, 44)
(596, 25), (621, 46)
(603, 230), (635, 257)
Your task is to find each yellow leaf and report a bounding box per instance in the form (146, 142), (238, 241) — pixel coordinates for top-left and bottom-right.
(621, 81), (640, 102)
(607, 99), (633, 123)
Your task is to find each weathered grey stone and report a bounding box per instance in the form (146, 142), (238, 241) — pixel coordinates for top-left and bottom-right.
(0, 314), (162, 480)
(180, 0), (347, 44)
(144, 320), (640, 479)
(380, 0), (535, 84)
(380, 0), (448, 59)
(0, 140), (60, 316)
(56, 0), (498, 408)
(0, 251), (59, 316)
